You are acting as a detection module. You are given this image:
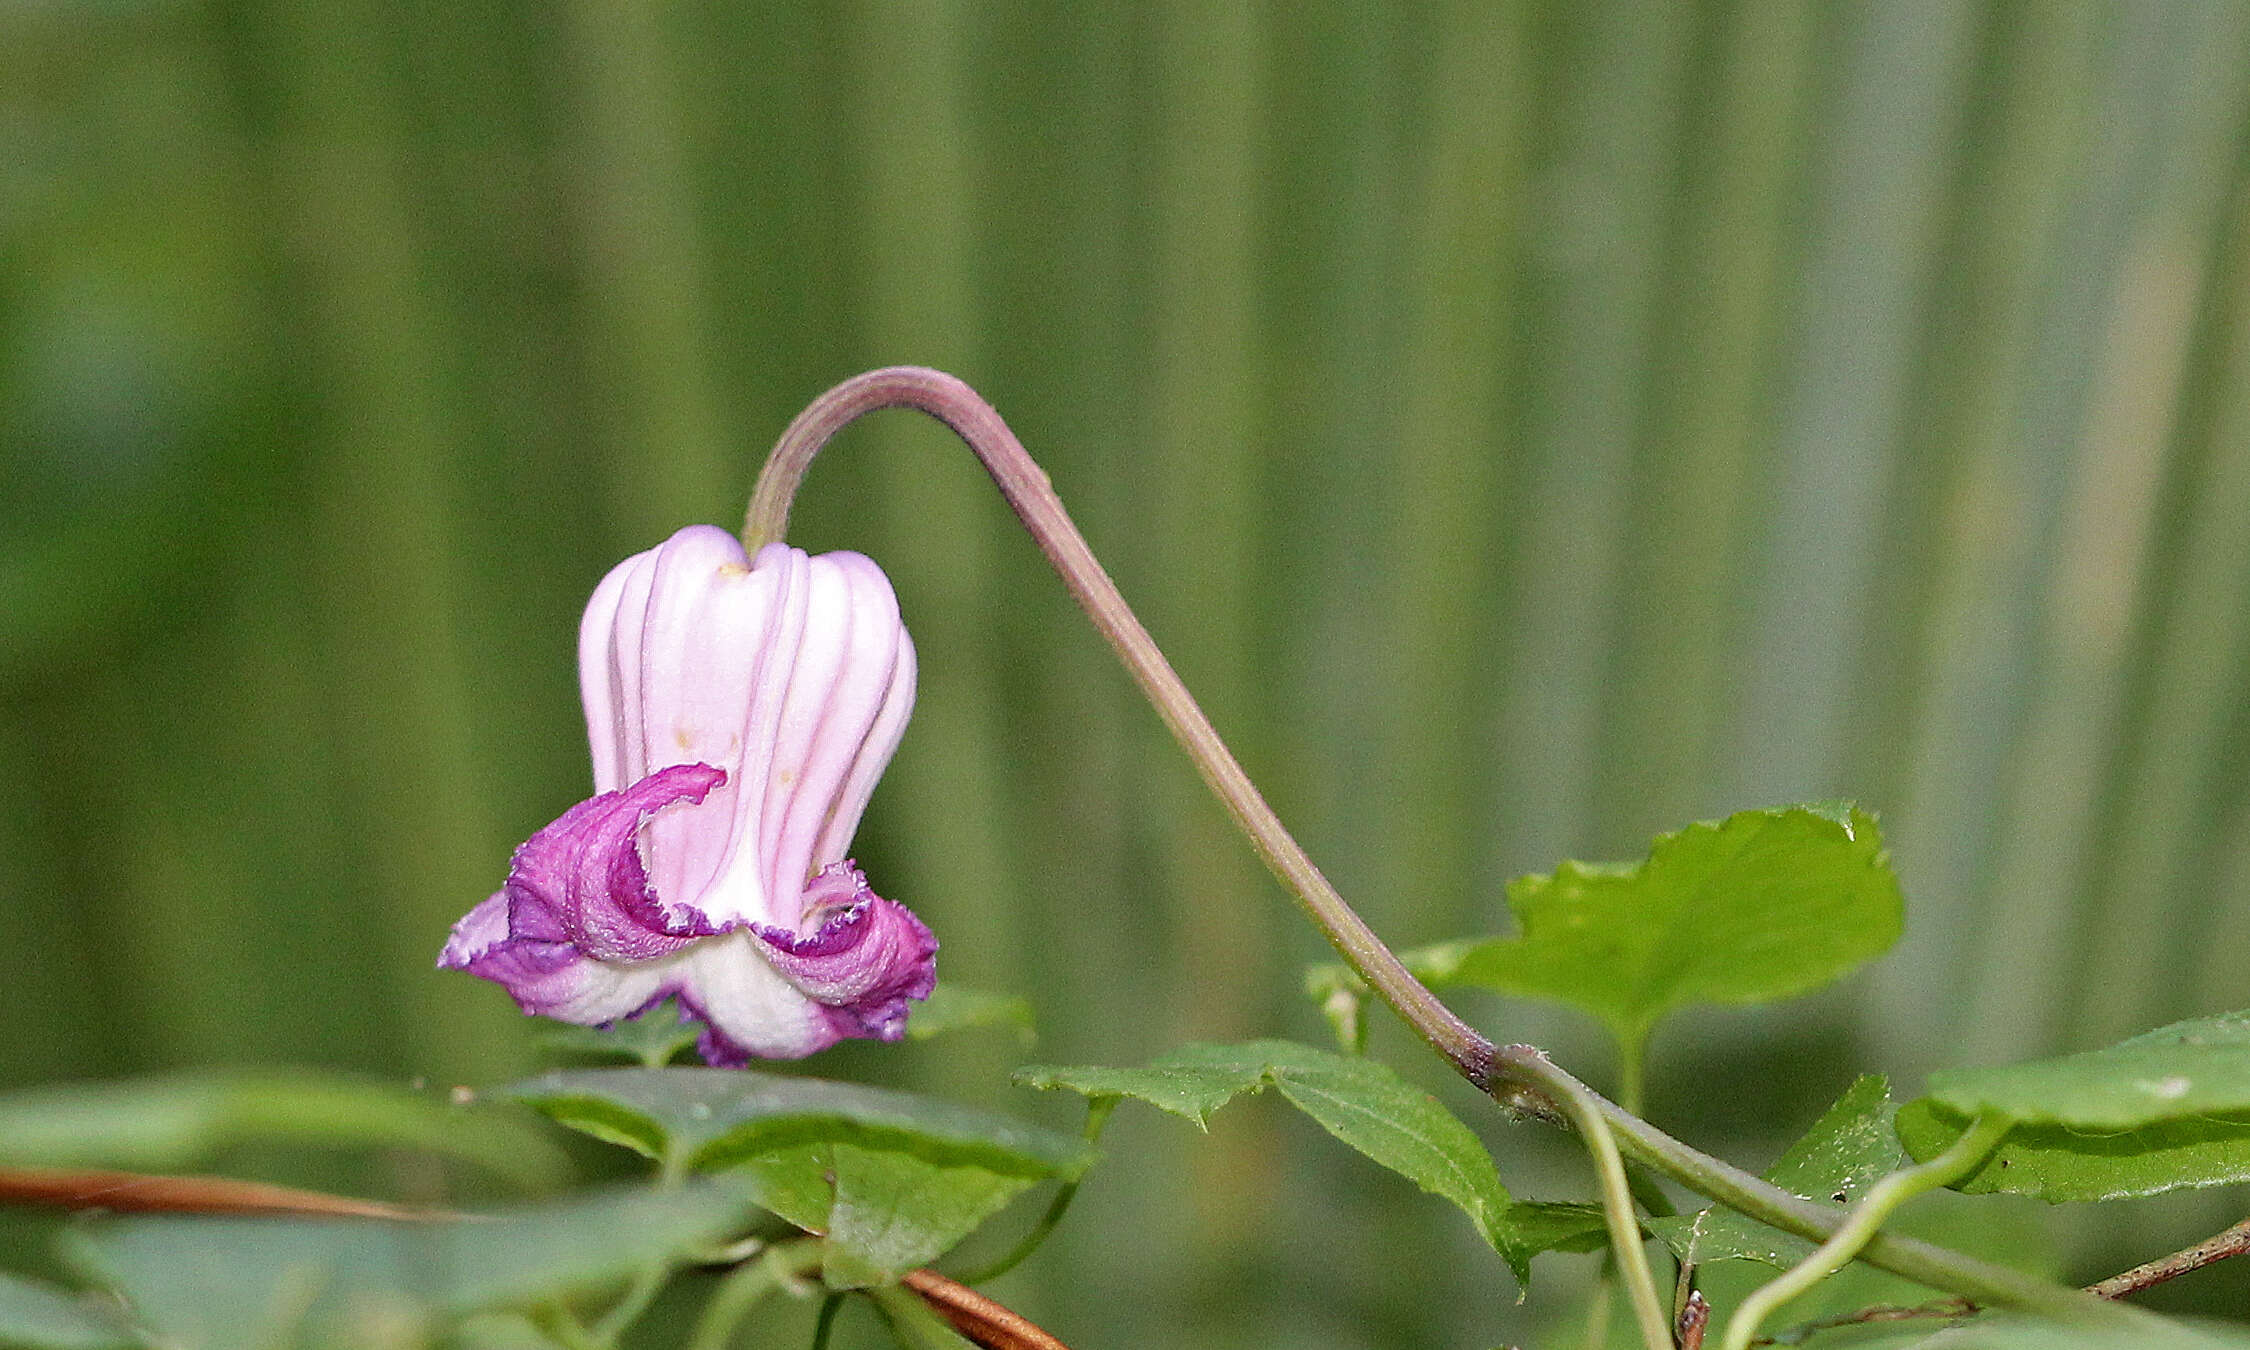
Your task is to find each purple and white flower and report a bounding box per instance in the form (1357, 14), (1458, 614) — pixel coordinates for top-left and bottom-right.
(440, 525), (934, 1062)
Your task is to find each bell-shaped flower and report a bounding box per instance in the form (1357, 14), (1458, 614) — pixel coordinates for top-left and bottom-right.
(440, 525), (935, 1062)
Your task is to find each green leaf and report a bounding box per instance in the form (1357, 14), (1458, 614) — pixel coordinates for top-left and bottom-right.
(738, 1143), (1037, 1288)
(1011, 1055), (1256, 1128)
(1898, 1011), (2250, 1200)
(0, 1071), (567, 1189)
(1896, 1106), (2250, 1204)
(509, 1067), (1094, 1180)
(905, 985), (1036, 1046)
(1651, 1076), (1905, 1269)
(536, 998), (703, 1067)
(65, 1183), (757, 1350)
(0, 1273), (135, 1350)
(1485, 1201), (1609, 1272)
(1014, 1041), (1511, 1266)
(1326, 805), (1902, 1053)
(1918, 1011), (2250, 1125)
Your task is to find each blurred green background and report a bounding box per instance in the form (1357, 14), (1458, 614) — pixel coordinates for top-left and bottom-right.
(7, 0), (2250, 1345)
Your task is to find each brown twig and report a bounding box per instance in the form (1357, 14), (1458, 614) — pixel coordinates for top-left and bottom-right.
(902, 1270), (1073, 1350)
(2086, 1214), (2250, 1301)
(1767, 1212), (2250, 1343)
(0, 1166), (433, 1219)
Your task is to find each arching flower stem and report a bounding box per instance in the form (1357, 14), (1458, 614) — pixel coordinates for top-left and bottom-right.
(745, 367), (1498, 1092)
(743, 368), (2141, 1332)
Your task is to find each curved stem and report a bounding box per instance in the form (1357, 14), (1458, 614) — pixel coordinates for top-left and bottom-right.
(741, 369), (2145, 1331)
(590, 1257), (675, 1348)
(951, 1098), (1116, 1285)
(810, 1294), (845, 1350)
(746, 367), (1498, 1090)
(1718, 1115), (2012, 1350)
(1553, 1080), (1671, 1350)
(686, 1241), (823, 1350)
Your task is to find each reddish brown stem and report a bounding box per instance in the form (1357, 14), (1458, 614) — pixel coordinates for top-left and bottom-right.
(2086, 1215), (2250, 1301)
(0, 1166), (432, 1219)
(902, 1270), (1073, 1350)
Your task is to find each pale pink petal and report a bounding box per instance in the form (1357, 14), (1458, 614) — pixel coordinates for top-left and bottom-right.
(446, 526), (933, 1063)
(764, 552), (914, 918)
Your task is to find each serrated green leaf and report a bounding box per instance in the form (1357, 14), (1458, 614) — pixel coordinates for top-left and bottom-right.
(905, 985), (1036, 1046)
(1651, 1076), (1905, 1269)
(536, 998), (703, 1067)
(0, 1071), (566, 1190)
(1010, 1058), (1256, 1128)
(509, 1068), (1093, 1181)
(1014, 1041), (1510, 1262)
(738, 1143), (1036, 1289)
(1330, 805), (1902, 1053)
(0, 1273), (135, 1350)
(65, 1183), (756, 1350)
(1899, 1011), (2250, 1200)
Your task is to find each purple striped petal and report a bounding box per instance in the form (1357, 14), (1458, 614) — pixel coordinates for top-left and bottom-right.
(752, 862), (938, 1042)
(438, 762), (729, 1019)
(436, 891), (672, 1024)
(503, 761), (729, 959)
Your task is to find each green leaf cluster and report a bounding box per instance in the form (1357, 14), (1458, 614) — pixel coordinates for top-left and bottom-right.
(0, 1047), (1085, 1349)
(511, 1066), (1092, 1291)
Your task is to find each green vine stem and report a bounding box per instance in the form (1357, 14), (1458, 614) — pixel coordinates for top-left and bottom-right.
(741, 368), (2146, 1332)
(951, 1097), (1117, 1285)
(1717, 1115), (2014, 1350)
(810, 1294), (845, 1350)
(1553, 1079), (1672, 1350)
(685, 1240), (824, 1350)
